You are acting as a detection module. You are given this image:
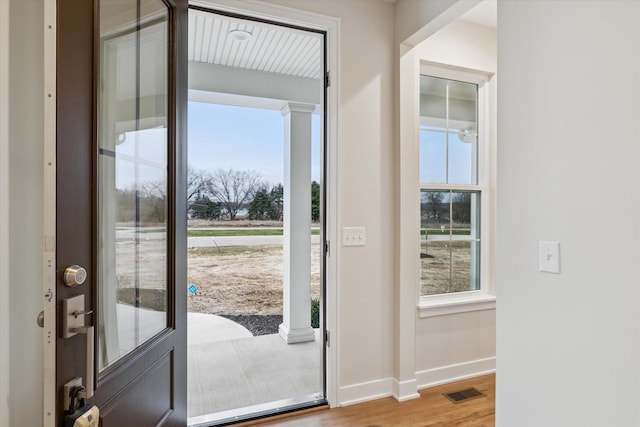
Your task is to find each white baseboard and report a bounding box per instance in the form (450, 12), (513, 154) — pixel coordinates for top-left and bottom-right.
(338, 357), (495, 407)
(416, 357), (496, 390)
(391, 378), (420, 402)
(339, 377), (393, 407)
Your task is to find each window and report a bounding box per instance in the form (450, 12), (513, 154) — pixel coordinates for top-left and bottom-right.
(419, 65), (493, 309)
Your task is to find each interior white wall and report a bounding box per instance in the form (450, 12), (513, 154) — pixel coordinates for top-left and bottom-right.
(415, 19), (496, 74)
(0, 0), (10, 425)
(263, 0), (397, 399)
(413, 18), (497, 383)
(7, 1), (45, 426)
(497, 1), (640, 426)
(395, 0), (479, 46)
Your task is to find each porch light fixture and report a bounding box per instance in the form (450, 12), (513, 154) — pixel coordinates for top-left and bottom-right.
(229, 29), (252, 42)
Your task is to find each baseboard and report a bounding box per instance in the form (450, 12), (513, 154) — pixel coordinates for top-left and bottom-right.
(391, 378), (420, 402)
(416, 357), (496, 390)
(339, 377), (393, 407)
(338, 357), (495, 407)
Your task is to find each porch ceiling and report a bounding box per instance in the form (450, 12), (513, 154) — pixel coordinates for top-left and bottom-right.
(188, 8), (323, 80)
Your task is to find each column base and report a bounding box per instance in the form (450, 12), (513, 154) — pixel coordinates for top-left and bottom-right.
(278, 323), (315, 344)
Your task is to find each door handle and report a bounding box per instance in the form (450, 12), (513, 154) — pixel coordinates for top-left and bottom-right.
(71, 325), (94, 399)
(63, 294), (94, 399)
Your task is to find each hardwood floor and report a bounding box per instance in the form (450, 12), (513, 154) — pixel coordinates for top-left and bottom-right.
(242, 374), (495, 427)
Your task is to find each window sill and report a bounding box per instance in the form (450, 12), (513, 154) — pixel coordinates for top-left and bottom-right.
(417, 293), (496, 318)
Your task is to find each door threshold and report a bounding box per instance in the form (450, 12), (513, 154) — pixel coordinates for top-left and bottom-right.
(188, 394), (327, 427)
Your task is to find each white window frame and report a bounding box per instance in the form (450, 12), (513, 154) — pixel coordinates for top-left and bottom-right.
(417, 62), (495, 317)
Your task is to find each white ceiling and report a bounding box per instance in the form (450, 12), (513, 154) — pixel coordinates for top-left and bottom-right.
(458, 0), (497, 29)
(188, 9), (323, 80)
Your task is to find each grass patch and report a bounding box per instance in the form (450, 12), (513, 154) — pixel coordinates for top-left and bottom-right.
(188, 228), (320, 237)
(189, 245), (280, 256)
(420, 229), (471, 236)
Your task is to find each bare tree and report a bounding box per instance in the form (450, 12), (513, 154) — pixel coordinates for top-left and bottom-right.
(208, 168), (262, 220)
(452, 192), (472, 224)
(423, 191), (445, 222)
(139, 179), (167, 223)
(187, 167), (212, 204)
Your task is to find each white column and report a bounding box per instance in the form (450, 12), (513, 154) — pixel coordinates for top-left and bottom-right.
(279, 102), (316, 344)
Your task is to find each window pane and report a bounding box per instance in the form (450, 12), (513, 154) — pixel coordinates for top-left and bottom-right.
(447, 79), (477, 134)
(421, 190), (450, 235)
(451, 191), (480, 239)
(419, 130), (446, 184)
(451, 241), (480, 292)
(420, 191), (481, 296)
(420, 75), (447, 129)
(420, 240), (450, 295)
(448, 134), (477, 185)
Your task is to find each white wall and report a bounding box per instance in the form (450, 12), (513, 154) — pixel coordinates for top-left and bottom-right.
(395, 0), (479, 46)
(415, 19), (496, 74)
(263, 0), (397, 398)
(497, 1), (640, 426)
(7, 1), (45, 426)
(0, 0), (10, 425)
(414, 18), (497, 383)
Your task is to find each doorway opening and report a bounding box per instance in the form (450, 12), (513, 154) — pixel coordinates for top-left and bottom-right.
(185, 6), (327, 426)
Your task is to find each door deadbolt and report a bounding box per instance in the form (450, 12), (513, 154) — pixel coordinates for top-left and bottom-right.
(64, 265), (87, 287)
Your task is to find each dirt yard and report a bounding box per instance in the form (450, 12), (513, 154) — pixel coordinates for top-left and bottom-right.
(187, 244), (321, 316)
(420, 241), (476, 295)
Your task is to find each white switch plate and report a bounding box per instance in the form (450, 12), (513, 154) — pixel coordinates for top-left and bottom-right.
(539, 241), (560, 274)
(343, 227), (366, 246)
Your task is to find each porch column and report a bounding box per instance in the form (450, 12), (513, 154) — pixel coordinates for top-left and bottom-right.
(279, 102), (316, 344)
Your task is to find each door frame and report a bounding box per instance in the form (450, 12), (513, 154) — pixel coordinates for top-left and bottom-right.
(190, 0), (340, 408)
(0, 0), (10, 424)
(42, 0), (339, 424)
(43, 0), (57, 424)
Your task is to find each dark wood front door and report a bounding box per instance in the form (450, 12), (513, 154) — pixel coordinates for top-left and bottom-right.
(56, 0), (187, 425)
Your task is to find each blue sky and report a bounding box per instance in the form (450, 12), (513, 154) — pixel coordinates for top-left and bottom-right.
(419, 128), (476, 185)
(188, 101), (321, 186)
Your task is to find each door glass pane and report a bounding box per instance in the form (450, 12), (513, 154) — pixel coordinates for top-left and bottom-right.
(97, 0), (169, 372)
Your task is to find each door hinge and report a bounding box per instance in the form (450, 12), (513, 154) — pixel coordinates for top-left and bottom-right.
(325, 71), (330, 88)
(325, 330), (330, 347)
(324, 240), (330, 256)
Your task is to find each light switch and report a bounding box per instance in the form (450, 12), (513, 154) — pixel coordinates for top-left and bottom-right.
(539, 241), (560, 274)
(342, 227), (366, 246)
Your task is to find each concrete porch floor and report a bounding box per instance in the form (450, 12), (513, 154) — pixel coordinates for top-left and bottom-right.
(187, 313), (323, 424)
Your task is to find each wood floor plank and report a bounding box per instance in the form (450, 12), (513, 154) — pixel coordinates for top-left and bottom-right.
(242, 374), (495, 426)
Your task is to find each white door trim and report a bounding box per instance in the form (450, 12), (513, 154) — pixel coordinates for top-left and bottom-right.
(0, 0), (10, 424)
(43, 1), (57, 425)
(189, 0), (341, 408)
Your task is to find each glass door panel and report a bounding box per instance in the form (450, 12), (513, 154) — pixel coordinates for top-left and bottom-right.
(97, 0), (169, 372)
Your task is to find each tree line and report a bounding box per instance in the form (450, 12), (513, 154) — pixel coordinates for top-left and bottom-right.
(188, 167), (321, 222)
(421, 191), (472, 224)
(115, 167), (321, 223)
